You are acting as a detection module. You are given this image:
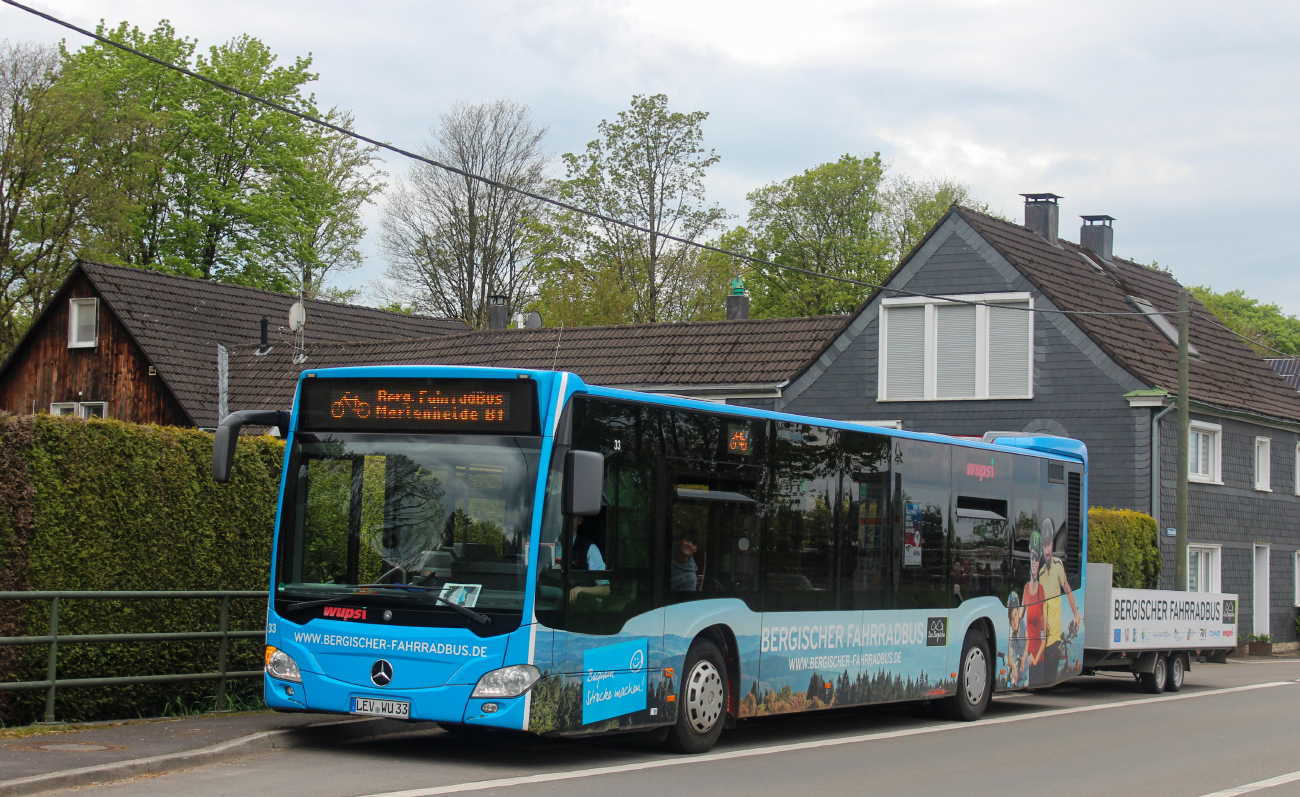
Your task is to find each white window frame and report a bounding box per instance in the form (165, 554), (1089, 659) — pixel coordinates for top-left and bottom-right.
(1254, 437), (1272, 492)
(1187, 420), (1222, 484)
(1293, 441), (1300, 496)
(878, 292), (1033, 401)
(49, 401), (108, 419)
(1294, 550), (1300, 608)
(1187, 544), (1221, 593)
(68, 297), (99, 348)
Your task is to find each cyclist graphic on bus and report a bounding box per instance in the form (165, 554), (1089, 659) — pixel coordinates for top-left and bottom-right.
(330, 391), (371, 419)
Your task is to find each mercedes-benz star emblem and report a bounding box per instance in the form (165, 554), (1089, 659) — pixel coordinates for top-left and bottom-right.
(370, 659), (393, 687)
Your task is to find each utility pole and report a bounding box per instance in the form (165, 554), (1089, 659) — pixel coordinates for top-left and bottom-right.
(1175, 289), (1190, 591)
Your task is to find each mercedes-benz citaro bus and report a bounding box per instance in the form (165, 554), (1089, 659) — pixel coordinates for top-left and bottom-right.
(211, 365), (1087, 754)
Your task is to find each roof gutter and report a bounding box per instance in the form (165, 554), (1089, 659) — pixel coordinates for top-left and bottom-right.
(1126, 388), (1300, 434)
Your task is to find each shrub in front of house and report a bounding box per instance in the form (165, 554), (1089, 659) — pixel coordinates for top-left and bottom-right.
(0, 413), (283, 725)
(1087, 507), (1161, 589)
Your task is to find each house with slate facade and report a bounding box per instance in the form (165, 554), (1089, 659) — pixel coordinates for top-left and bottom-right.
(764, 195), (1300, 644)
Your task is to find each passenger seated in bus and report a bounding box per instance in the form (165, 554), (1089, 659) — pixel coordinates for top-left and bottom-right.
(567, 516), (610, 603)
(670, 530), (701, 592)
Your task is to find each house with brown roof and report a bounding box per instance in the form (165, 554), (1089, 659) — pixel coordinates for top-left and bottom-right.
(225, 313), (849, 414)
(0, 260), (467, 428)
(772, 194), (1300, 643)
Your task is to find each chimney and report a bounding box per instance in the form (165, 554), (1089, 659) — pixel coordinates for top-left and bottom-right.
(260, 317), (269, 348)
(487, 295), (508, 330)
(1080, 215), (1115, 261)
(1021, 193), (1062, 244)
(726, 277), (750, 320)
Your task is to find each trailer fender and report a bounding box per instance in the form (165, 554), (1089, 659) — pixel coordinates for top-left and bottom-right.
(1132, 651), (1163, 674)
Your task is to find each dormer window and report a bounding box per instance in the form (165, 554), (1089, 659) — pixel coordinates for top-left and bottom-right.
(68, 298), (99, 348)
(1128, 296), (1197, 356)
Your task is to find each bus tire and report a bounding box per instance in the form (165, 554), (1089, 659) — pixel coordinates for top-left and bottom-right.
(1164, 654), (1184, 693)
(1139, 655), (1167, 694)
(939, 628), (991, 722)
(666, 639), (727, 754)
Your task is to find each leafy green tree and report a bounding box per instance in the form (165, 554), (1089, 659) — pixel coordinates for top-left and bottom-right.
(56, 20), (379, 294)
(1189, 285), (1300, 356)
(740, 154), (890, 318)
(734, 158), (990, 319)
(0, 41), (129, 359)
(536, 94), (728, 326)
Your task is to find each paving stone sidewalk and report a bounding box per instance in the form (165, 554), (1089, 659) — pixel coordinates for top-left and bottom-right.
(0, 710), (404, 788)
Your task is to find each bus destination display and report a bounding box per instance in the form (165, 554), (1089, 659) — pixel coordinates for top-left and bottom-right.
(300, 378), (537, 434)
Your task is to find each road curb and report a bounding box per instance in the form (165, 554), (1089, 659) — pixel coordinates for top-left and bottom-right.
(0, 716), (385, 797)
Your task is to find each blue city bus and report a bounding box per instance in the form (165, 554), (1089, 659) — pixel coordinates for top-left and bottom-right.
(212, 365), (1087, 753)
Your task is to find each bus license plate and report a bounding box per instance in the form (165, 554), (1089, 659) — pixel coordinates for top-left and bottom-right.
(352, 697), (410, 719)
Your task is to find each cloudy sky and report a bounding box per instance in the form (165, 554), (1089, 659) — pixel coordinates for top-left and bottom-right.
(6, 1), (1299, 310)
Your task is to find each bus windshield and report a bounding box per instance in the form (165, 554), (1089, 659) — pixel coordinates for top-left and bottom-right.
(276, 432), (542, 621)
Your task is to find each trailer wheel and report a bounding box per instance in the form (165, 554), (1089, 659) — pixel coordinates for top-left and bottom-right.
(1139, 655), (1167, 694)
(1164, 654), (1185, 692)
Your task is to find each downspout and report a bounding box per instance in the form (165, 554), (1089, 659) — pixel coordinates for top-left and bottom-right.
(1150, 403), (1175, 529)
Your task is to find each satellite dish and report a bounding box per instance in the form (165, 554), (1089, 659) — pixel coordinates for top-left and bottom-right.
(525, 311), (543, 329)
(288, 301), (307, 332)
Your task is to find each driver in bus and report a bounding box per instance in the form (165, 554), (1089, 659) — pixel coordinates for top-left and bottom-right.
(1038, 518), (1082, 680)
(567, 516), (610, 602)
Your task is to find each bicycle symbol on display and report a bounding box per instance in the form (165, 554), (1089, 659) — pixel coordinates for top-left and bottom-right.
(331, 392), (372, 419)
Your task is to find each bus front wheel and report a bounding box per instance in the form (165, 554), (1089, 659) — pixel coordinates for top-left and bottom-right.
(666, 639), (728, 754)
(939, 628), (992, 721)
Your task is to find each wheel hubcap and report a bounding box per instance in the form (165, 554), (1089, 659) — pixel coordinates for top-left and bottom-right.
(685, 660), (724, 733)
(963, 648), (987, 705)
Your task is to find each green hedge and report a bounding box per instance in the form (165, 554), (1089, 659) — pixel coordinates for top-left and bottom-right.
(1088, 507), (1161, 588)
(0, 413), (284, 725)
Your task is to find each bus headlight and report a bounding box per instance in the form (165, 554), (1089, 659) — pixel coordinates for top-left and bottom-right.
(471, 664), (540, 698)
(265, 646), (302, 683)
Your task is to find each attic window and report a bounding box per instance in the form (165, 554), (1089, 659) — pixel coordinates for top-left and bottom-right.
(68, 298), (98, 348)
(1128, 297), (1198, 356)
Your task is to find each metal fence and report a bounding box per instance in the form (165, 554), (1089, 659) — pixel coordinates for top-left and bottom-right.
(0, 590), (267, 723)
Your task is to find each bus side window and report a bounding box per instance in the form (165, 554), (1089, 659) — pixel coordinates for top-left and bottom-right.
(766, 423), (839, 611)
(895, 439), (949, 610)
(840, 430), (891, 611)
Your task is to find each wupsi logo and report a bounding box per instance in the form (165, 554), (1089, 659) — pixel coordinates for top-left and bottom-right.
(966, 459), (996, 481)
(322, 606), (366, 621)
(926, 617), (948, 646)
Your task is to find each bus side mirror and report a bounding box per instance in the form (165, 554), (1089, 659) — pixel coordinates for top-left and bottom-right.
(212, 410), (290, 482)
(563, 450), (604, 516)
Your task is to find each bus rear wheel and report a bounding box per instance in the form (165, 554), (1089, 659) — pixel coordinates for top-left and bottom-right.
(939, 628), (991, 721)
(666, 639), (727, 754)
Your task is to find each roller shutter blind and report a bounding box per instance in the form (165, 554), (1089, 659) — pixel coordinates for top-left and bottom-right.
(936, 304), (977, 398)
(987, 303), (1030, 397)
(885, 306), (924, 399)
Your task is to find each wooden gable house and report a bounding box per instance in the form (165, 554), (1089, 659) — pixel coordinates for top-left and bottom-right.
(0, 260), (467, 428)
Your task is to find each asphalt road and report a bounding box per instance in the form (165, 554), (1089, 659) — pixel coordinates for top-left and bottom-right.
(50, 659), (1300, 797)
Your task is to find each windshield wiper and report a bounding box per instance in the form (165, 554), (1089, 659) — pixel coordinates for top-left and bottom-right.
(283, 583), (491, 626)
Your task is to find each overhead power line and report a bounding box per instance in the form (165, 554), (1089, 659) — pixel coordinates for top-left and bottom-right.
(5, 0), (1180, 318)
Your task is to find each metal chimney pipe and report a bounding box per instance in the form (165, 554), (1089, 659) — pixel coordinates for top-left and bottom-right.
(487, 295), (508, 330)
(1021, 193), (1062, 244)
(260, 317), (269, 347)
(1080, 215), (1115, 261)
